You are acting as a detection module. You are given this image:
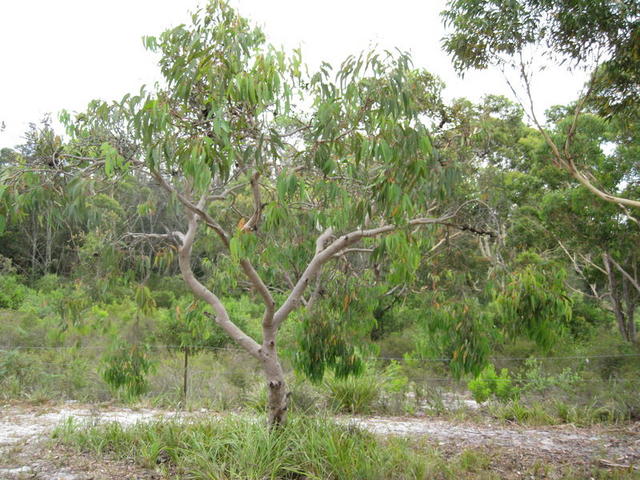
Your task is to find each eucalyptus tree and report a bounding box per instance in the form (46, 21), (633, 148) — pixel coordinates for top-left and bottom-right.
(537, 110), (640, 342)
(482, 104), (639, 343)
(0, 119), (183, 295)
(543, 189), (639, 343)
(442, 0), (640, 210)
(0, 120), (89, 277)
(61, 1), (472, 425)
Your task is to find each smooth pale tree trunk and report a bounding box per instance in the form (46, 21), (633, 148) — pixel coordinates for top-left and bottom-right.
(176, 210), (291, 425)
(263, 355), (289, 427)
(261, 290), (289, 426)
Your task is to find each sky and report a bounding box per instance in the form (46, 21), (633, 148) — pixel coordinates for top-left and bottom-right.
(0, 0), (587, 150)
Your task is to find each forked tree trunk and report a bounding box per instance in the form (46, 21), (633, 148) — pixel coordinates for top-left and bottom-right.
(170, 201), (452, 426)
(177, 211), (290, 425)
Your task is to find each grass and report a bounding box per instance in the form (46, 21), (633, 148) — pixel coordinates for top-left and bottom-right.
(323, 372), (382, 414)
(52, 416), (640, 480)
(53, 416), (439, 480)
(485, 398), (637, 427)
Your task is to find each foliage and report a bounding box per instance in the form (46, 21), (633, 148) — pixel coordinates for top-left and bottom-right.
(489, 400), (556, 425)
(0, 349), (31, 382)
(322, 366), (381, 414)
(442, 0), (640, 118)
(412, 296), (492, 378)
(322, 360), (410, 414)
(0, 0), (639, 429)
(101, 342), (155, 399)
(493, 262), (572, 350)
(293, 280), (383, 382)
(518, 358), (581, 393)
(0, 274), (32, 309)
(468, 364), (519, 403)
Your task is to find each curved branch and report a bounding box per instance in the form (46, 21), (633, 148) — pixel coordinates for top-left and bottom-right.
(141, 162), (276, 330)
(518, 59), (640, 210)
(133, 159), (232, 246)
(272, 214), (454, 328)
(177, 211), (262, 359)
(607, 255), (640, 295)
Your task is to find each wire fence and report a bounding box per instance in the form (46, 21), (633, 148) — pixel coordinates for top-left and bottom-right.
(1, 344), (638, 386)
(2, 344), (639, 362)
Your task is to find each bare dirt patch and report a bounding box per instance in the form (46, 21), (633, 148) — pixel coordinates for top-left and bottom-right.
(0, 402), (190, 479)
(348, 415), (640, 465)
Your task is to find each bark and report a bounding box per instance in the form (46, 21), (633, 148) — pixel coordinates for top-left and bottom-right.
(262, 346), (289, 426)
(622, 275), (638, 344)
(604, 253), (635, 342)
(174, 205), (288, 425)
(177, 210), (262, 358)
(45, 214), (52, 273)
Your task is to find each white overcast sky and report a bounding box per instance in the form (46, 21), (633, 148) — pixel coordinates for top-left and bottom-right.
(0, 0), (587, 150)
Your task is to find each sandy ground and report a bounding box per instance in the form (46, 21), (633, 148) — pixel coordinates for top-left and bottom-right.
(1, 402), (638, 479)
(349, 415), (640, 463)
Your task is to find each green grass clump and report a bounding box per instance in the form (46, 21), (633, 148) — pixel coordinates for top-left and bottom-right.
(323, 373), (381, 414)
(489, 400), (558, 425)
(53, 416), (438, 480)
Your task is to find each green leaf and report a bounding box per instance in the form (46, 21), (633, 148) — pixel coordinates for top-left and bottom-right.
(229, 236), (243, 261)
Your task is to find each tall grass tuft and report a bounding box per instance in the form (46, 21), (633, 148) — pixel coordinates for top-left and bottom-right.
(54, 415), (435, 479)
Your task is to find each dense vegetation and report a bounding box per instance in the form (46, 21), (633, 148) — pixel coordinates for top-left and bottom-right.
(0, 0), (638, 476)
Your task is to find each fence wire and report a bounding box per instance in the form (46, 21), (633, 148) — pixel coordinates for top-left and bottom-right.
(1, 345), (638, 385)
(2, 344), (639, 362)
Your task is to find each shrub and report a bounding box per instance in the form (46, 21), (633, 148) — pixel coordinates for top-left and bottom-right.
(323, 361), (409, 414)
(490, 400), (556, 425)
(151, 290), (176, 309)
(519, 357), (581, 393)
(468, 364), (519, 403)
(34, 273), (63, 293)
(101, 342), (155, 400)
(0, 274), (32, 309)
(0, 349), (31, 382)
(324, 371), (381, 414)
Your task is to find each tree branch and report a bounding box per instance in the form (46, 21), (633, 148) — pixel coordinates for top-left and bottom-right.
(137, 161), (277, 332)
(177, 209), (262, 359)
(133, 160), (232, 247)
(242, 171), (263, 232)
(272, 214), (454, 328)
(518, 57), (640, 210)
(209, 182), (248, 201)
(607, 255), (640, 295)
(124, 231), (185, 244)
